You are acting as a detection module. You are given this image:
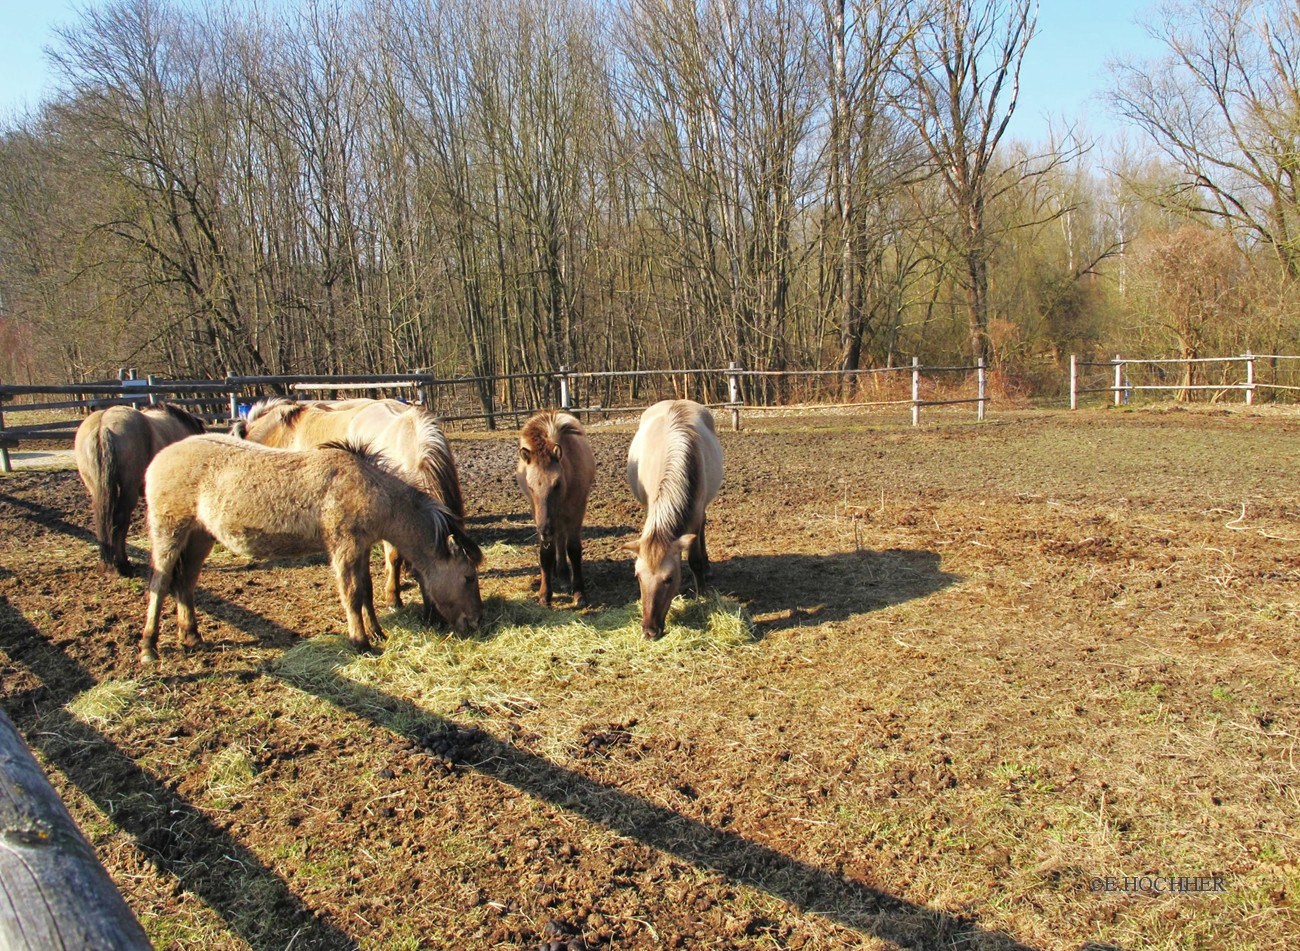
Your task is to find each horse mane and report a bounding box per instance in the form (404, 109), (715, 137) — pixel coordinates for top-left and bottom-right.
(521, 410), (583, 457)
(151, 401), (207, 434)
(414, 496), (484, 565)
(319, 438), (389, 472)
(643, 403), (701, 555)
(410, 409), (465, 518)
(244, 397), (298, 427)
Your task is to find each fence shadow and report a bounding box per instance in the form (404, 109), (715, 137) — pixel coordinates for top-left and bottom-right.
(270, 645), (1036, 950)
(0, 601), (359, 951)
(0, 487), (98, 545)
(3, 556), (1029, 950)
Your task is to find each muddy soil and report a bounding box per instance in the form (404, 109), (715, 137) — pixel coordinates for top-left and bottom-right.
(1, 407), (1298, 950)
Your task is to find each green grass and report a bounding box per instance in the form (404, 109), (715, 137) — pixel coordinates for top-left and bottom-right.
(273, 589), (755, 720)
(67, 680), (142, 725)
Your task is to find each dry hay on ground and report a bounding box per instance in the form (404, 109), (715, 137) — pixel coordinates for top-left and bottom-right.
(0, 406), (1297, 950)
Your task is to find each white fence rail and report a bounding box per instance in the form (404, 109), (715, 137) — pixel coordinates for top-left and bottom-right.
(0, 360), (990, 471)
(1069, 353), (1300, 408)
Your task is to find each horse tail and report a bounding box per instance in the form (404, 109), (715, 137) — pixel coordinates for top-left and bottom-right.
(92, 426), (127, 571)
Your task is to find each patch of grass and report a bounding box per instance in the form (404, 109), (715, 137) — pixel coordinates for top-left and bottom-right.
(66, 680), (142, 725)
(205, 743), (259, 802)
(273, 590), (755, 719)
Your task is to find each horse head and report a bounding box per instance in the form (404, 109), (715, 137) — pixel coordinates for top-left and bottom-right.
(409, 502), (483, 635)
(517, 424), (567, 547)
(622, 533), (696, 639)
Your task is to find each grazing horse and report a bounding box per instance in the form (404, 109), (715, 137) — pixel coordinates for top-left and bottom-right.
(624, 400), (724, 638)
(517, 411), (596, 607)
(73, 403), (206, 576)
(139, 435), (482, 663)
(234, 397), (465, 611)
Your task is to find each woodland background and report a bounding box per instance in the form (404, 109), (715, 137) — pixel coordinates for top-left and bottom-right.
(1, 0), (1298, 402)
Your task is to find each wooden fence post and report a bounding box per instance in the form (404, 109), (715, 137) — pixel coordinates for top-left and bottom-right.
(728, 361), (741, 431)
(911, 357), (921, 427)
(1113, 355), (1123, 407)
(0, 710), (151, 949)
(146, 375), (157, 406)
(977, 357), (987, 421)
(1069, 354), (1078, 410)
(0, 396), (11, 474)
(227, 370), (239, 425)
(1245, 351), (1255, 405)
(558, 366), (570, 410)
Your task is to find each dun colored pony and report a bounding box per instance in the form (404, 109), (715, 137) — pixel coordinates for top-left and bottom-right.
(139, 435), (482, 663)
(517, 411), (596, 606)
(73, 403), (206, 576)
(235, 398), (465, 609)
(624, 400), (724, 638)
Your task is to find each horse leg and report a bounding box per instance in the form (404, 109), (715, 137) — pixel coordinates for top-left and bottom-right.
(358, 560), (385, 647)
(140, 523), (188, 663)
(688, 519), (710, 592)
(332, 545), (379, 652)
(567, 534), (586, 608)
(111, 486), (139, 577)
(553, 526), (572, 592)
(537, 541), (557, 607)
(174, 532), (214, 651)
(383, 541), (403, 609)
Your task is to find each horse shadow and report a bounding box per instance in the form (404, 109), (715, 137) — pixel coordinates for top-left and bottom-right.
(717, 548), (959, 636)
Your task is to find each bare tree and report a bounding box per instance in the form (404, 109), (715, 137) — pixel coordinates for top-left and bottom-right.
(1110, 0), (1300, 278)
(893, 0), (1043, 364)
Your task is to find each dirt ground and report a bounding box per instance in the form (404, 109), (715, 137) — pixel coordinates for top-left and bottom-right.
(1, 406), (1298, 950)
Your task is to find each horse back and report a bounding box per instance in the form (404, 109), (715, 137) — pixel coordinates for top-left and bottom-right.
(627, 400), (721, 511)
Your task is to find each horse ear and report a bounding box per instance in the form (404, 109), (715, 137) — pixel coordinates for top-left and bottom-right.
(675, 534), (697, 554)
(550, 444), (563, 462)
(447, 536), (461, 557)
(519, 446), (531, 464)
(620, 539), (642, 557)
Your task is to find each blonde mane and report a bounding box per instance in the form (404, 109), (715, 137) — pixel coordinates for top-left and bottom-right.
(642, 403), (701, 553)
(409, 408), (465, 518)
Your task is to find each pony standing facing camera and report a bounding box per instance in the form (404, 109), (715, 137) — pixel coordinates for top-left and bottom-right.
(517, 411), (596, 607)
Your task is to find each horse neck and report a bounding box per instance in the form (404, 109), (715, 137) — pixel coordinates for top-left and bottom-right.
(378, 487), (447, 558)
(644, 425), (699, 544)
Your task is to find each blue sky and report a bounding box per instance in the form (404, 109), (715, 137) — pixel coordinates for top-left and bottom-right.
(1, 1), (1163, 143)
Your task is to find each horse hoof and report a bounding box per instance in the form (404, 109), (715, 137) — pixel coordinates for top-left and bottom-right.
(572, 593), (587, 609)
(139, 649), (158, 663)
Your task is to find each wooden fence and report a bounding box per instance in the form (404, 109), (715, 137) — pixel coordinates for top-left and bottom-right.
(1069, 353), (1300, 408)
(0, 360), (990, 471)
(0, 709), (150, 949)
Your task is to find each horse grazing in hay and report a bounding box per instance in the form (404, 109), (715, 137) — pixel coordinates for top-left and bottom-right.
(234, 397), (465, 608)
(517, 411), (596, 607)
(624, 400), (723, 638)
(74, 403), (206, 577)
(139, 435), (482, 663)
